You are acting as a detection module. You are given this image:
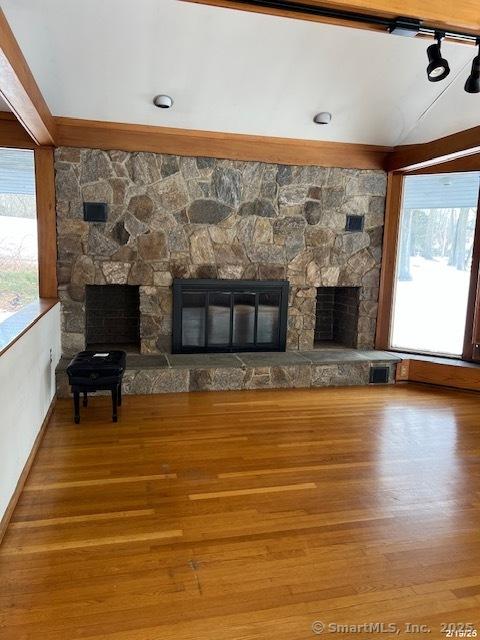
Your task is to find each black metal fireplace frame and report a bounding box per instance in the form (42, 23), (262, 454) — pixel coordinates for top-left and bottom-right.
(172, 278), (289, 354)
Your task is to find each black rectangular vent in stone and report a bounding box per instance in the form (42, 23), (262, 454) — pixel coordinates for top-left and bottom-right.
(345, 214), (364, 232)
(83, 202), (108, 222)
(369, 365), (389, 384)
(86, 285), (140, 350)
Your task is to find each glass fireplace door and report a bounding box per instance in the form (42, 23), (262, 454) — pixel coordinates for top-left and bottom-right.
(173, 279), (288, 354)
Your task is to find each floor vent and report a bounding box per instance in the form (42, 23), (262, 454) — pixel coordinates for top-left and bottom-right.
(369, 365), (389, 384)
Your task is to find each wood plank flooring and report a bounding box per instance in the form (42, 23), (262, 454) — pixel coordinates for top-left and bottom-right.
(1, 384), (480, 639)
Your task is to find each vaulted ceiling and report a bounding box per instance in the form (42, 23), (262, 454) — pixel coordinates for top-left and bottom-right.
(2, 0), (478, 146)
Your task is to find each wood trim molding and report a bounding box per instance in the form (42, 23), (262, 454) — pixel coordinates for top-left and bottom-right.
(388, 125), (480, 172)
(53, 116), (391, 169)
(402, 359), (480, 392)
(183, 0), (480, 37)
(34, 146), (58, 298)
(0, 395), (55, 545)
(375, 172), (404, 349)
(0, 8), (55, 145)
(0, 111), (35, 148)
(409, 154), (480, 175)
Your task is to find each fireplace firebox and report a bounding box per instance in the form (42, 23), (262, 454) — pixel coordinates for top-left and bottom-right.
(86, 285), (140, 350)
(172, 279), (289, 354)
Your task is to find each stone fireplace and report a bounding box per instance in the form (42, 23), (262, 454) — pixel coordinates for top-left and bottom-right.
(55, 148), (386, 357)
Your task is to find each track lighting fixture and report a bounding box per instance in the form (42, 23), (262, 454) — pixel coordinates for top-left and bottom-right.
(465, 40), (480, 94)
(426, 32), (450, 82)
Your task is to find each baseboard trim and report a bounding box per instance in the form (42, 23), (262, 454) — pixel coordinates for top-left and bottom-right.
(396, 357), (480, 392)
(0, 396), (56, 545)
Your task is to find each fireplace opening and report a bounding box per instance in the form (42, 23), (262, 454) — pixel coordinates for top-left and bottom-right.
(314, 286), (360, 348)
(85, 285), (140, 351)
(172, 279), (289, 354)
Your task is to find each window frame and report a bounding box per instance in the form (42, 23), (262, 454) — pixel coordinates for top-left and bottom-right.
(0, 114), (57, 355)
(376, 166), (480, 363)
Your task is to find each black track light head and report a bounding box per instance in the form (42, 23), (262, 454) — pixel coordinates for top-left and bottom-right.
(465, 41), (480, 94)
(426, 32), (450, 82)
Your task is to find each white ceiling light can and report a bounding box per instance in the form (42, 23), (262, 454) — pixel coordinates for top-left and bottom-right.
(313, 112), (332, 125)
(153, 94), (174, 109)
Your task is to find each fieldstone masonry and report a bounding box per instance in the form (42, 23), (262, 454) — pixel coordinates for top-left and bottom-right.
(55, 147), (387, 356)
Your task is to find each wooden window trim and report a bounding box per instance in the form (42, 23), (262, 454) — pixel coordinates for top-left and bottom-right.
(0, 118), (58, 356)
(34, 146), (57, 298)
(375, 172), (404, 350)
(376, 164), (480, 361)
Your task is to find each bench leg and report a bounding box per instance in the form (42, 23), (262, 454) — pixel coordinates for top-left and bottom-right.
(73, 390), (80, 424)
(117, 383), (122, 407)
(83, 391), (88, 407)
(111, 386), (118, 423)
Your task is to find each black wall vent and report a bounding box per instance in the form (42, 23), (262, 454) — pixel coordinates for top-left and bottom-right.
(345, 214), (364, 232)
(369, 365), (390, 384)
(84, 202), (108, 222)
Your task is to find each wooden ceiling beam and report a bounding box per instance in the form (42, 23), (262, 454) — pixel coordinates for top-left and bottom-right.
(0, 8), (55, 146)
(388, 125), (480, 172)
(0, 112), (36, 149)
(409, 154), (480, 175)
(54, 116), (391, 169)
(182, 0), (480, 38)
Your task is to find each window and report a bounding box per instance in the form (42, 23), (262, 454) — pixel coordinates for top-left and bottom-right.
(390, 172), (480, 357)
(0, 148), (38, 323)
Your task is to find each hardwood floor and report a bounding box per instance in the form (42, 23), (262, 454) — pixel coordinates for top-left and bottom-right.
(1, 384), (480, 639)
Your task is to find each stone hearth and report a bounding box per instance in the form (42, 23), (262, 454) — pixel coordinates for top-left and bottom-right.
(55, 148), (386, 356)
(56, 349), (400, 397)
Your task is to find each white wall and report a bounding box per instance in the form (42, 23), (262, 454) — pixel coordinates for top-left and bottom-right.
(0, 303), (61, 520)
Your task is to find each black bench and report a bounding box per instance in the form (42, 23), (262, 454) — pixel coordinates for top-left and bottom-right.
(66, 351), (126, 424)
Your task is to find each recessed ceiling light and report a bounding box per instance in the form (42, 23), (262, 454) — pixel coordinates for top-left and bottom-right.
(313, 112), (332, 125)
(153, 94), (173, 109)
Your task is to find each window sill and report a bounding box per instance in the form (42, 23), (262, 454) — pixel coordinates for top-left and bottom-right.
(0, 299), (58, 357)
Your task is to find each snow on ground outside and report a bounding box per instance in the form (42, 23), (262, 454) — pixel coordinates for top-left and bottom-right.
(0, 216), (37, 259)
(391, 256), (471, 356)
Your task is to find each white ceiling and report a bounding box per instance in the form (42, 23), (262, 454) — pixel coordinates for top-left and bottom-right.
(1, 0), (478, 146)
